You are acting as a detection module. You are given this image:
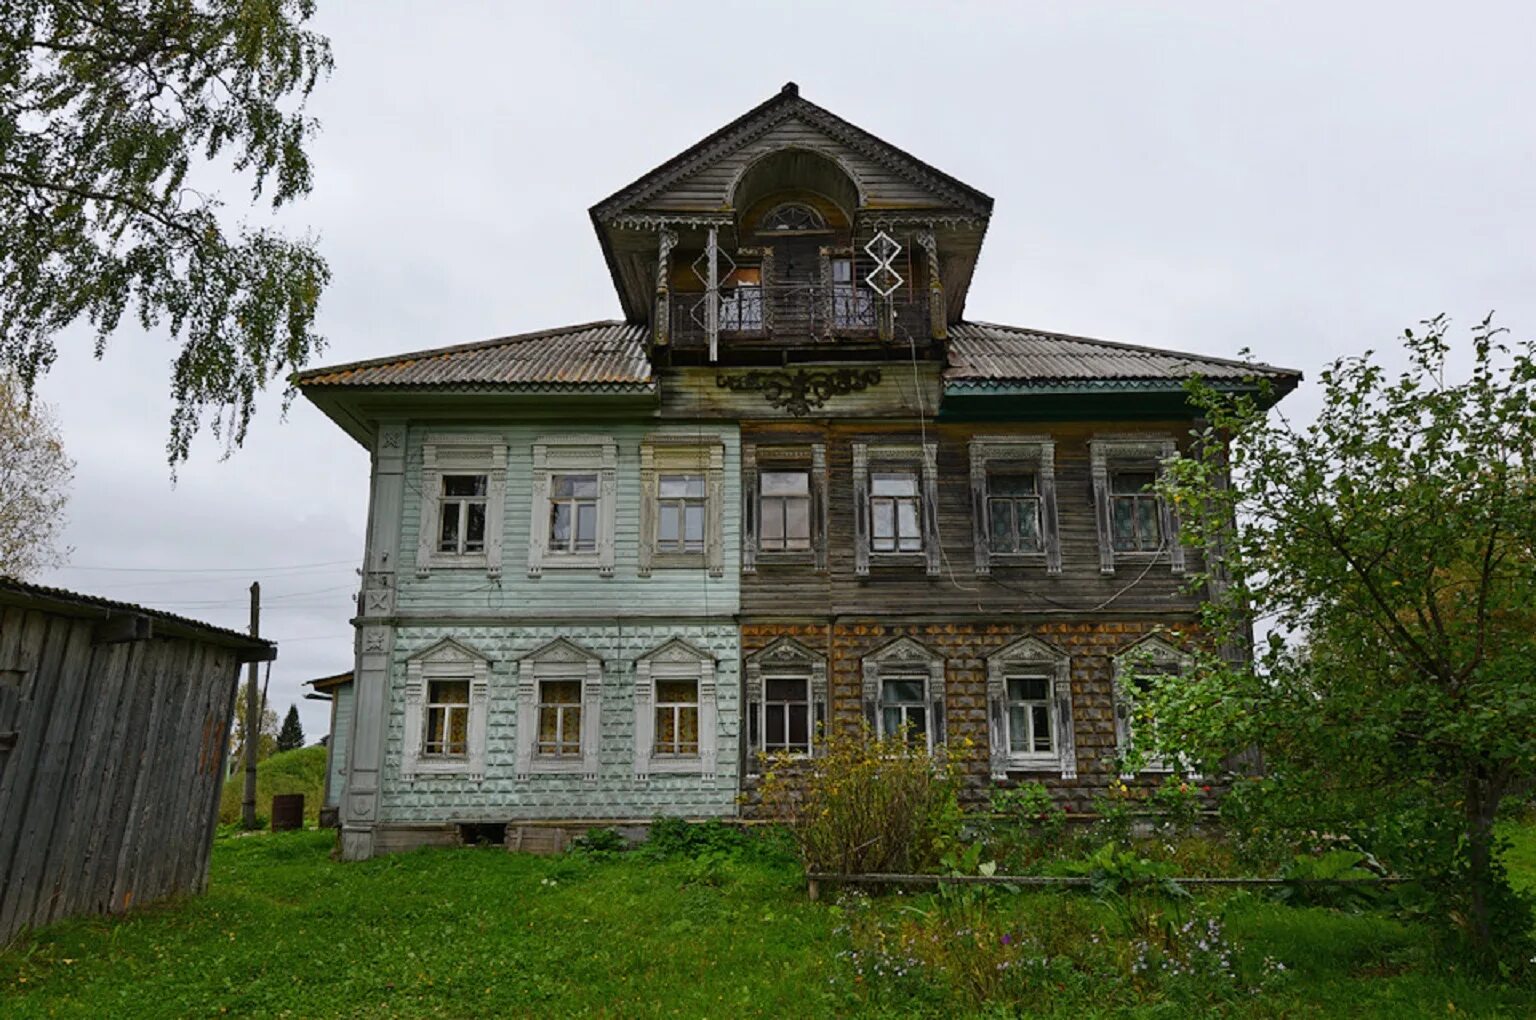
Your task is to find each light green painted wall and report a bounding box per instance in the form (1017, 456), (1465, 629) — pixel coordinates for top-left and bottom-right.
(326, 683), (352, 809)
(379, 622), (740, 821)
(395, 424), (740, 617)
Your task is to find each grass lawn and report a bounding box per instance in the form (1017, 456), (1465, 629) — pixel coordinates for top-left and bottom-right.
(1, 827), (1533, 1018)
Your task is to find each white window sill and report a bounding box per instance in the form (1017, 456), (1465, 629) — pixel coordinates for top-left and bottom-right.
(534, 556), (606, 571)
(403, 759), (482, 780)
(646, 756), (706, 774)
(1006, 755), (1062, 771)
(422, 553), (490, 571)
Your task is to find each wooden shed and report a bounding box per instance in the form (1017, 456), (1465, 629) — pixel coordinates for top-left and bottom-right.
(0, 578), (276, 946)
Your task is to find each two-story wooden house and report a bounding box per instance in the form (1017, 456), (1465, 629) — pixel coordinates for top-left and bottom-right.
(300, 84), (1297, 859)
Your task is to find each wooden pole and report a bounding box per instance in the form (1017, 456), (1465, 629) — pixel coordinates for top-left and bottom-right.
(240, 582), (260, 829)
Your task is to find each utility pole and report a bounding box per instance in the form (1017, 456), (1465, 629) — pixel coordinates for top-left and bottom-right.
(241, 581), (261, 829)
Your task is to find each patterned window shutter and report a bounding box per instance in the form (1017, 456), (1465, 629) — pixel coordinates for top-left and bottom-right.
(970, 444), (991, 575)
(928, 657), (947, 745)
(920, 442), (940, 577)
(741, 444), (758, 574)
(986, 659), (1007, 779)
(1090, 442), (1116, 575)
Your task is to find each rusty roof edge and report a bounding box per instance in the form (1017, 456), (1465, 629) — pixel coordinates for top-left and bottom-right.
(0, 577), (278, 653)
(953, 320), (1303, 379)
(291, 321), (640, 386)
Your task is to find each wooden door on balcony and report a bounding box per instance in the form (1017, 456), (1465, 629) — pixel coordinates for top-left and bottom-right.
(770, 237), (822, 340)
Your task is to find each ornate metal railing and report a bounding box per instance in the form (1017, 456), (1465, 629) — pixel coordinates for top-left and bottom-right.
(668, 283), (928, 347)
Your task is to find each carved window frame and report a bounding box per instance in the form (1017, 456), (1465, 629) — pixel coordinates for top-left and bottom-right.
(514, 638), (603, 780)
(986, 636), (1076, 780)
(744, 637), (828, 773)
(852, 441), (939, 576)
(742, 442), (828, 573)
(400, 638), (491, 781)
(1089, 436), (1184, 576)
(861, 636), (947, 750)
(969, 436), (1061, 576)
(1112, 635), (1194, 775)
(633, 638), (719, 780)
(528, 435), (619, 577)
(638, 435), (725, 578)
(415, 433), (508, 578)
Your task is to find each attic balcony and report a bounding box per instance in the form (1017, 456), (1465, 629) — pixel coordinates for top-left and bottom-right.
(665, 281), (932, 352)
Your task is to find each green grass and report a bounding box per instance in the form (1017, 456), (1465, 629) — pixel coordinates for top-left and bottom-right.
(1, 829), (1532, 1018)
(217, 745), (329, 826)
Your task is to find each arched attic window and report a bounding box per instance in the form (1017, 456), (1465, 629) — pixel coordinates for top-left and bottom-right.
(758, 202), (826, 233)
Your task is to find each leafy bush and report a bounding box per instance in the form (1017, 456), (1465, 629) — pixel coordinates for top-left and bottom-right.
(758, 726), (961, 875)
(1091, 779), (1136, 848)
(569, 827), (628, 856)
(1149, 775), (1204, 838)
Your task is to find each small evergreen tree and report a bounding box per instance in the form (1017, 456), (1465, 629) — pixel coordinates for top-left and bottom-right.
(276, 703), (305, 753)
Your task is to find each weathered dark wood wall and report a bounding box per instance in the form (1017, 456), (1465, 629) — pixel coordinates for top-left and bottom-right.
(0, 605), (242, 946)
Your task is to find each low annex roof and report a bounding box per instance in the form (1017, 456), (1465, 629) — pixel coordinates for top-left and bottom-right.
(293, 321), (653, 392)
(0, 577), (278, 660)
(945, 321), (1301, 391)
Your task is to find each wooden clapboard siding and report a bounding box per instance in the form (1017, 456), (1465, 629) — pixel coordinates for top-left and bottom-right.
(394, 423), (740, 619)
(738, 419), (1203, 619)
(639, 117), (950, 213)
(0, 605), (243, 946)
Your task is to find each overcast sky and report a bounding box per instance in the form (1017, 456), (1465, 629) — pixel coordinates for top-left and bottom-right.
(31, 1), (1536, 740)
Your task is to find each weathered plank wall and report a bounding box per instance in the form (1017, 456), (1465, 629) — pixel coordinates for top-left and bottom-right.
(0, 606), (241, 946)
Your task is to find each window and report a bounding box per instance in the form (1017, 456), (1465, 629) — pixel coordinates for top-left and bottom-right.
(528, 436), (617, 577)
(881, 676), (929, 747)
(423, 679), (470, 757)
(401, 638), (491, 780)
(861, 636), (945, 750)
(1113, 636), (1192, 774)
(1006, 676), (1054, 756)
(638, 436), (725, 576)
(548, 474), (599, 555)
(986, 635), (1075, 779)
(633, 638), (720, 779)
(969, 437), (1060, 575)
(987, 473), (1041, 554)
(853, 442), (938, 575)
(416, 434), (508, 577)
(759, 470), (811, 552)
(763, 676), (811, 754)
(743, 443), (826, 572)
(745, 637), (827, 769)
(657, 474), (706, 554)
(759, 202), (825, 232)
(515, 638), (603, 779)
(1090, 437), (1183, 575)
(653, 678), (700, 756)
(871, 472), (922, 552)
(1110, 471), (1161, 552)
(536, 679), (583, 758)
(831, 256), (875, 329)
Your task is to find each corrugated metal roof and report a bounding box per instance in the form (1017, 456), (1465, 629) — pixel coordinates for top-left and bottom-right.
(0, 577), (277, 654)
(945, 321), (1300, 386)
(294, 321), (653, 391)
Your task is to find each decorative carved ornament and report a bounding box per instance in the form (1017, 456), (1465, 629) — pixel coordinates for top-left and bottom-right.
(715, 367), (881, 416)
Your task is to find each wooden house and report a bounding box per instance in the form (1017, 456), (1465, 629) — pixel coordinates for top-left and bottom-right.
(299, 84), (1298, 859)
(0, 579), (276, 945)
(305, 670), (353, 828)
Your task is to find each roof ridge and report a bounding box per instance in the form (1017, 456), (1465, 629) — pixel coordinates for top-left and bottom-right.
(293, 320), (634, 384)
(956, 319), (1300, 377)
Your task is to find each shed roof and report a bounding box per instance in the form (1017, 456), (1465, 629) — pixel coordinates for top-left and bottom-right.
(293, 322), (652, 391)
(944, 321), (1301, 390)
(0, 578), (278, 660)
(307, 671), (353, 691)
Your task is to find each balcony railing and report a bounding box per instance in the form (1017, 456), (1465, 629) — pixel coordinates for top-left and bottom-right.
(668, 283), (929, 348)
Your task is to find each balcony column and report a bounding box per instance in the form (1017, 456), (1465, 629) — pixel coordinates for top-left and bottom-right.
(916, 229), (946, 341)
(706, 225), (720, 361)
(654, 227), (676, 347)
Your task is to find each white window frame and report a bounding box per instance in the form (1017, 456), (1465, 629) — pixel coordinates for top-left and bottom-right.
(986, 636), (1076, 780)
(633, 638), (718, 780)
(744, 637), (828, 772)
(515, 638), (603, 780)
(638, 435), (725, 577)
(400, 638), (491, 781)
(415, 433), (508, 578)
(969, 436), (1061, 575)
(742, 442), (828, 572)
(861, 636), (946, 749)
(852, 441), (939, 576)
(1089, 436), (1184, 576)
(528, 436), (618, 577)
(1112, 635), (1194, 775)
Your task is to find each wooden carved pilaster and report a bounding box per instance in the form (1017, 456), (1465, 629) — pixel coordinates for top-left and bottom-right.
(654, 227), (676, 347)
(915, 229), (946, 340)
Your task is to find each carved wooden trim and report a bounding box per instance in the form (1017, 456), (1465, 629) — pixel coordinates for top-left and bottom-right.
(400, 637), (492, 782)
(638, 435), (726, 577)
(653, 227), (676, 347)
(515, 638), (604, 781)
(1089, 436), (1182, 576)
(633, 638), (719, 780)
(852, 440), (939, 576)
(743, 637), (828, 773)
(715, 368), (880, 416)
(969, 436), (1060, 576)
(861, 636), (946, 747)
(986, 635), (1075, 780)
(528, 435), (619, 578)
(1112, 635), (1194, 775)
(915, 229), (946, 339)
(415, 433), (506, 579)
